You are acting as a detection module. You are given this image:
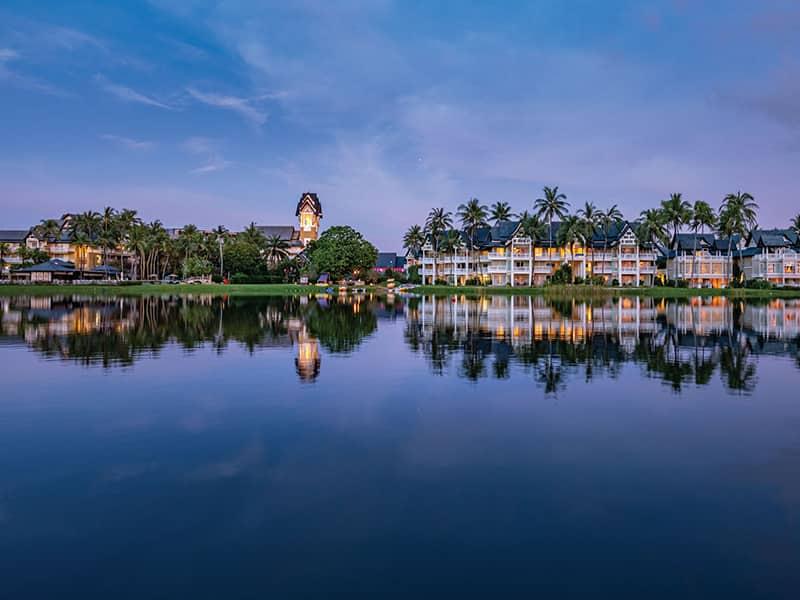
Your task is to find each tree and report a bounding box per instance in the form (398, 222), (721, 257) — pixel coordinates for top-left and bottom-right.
(69, 211), (101, 271)
(457, 198), (488, 279)
(98, 206), (119, 277)
(116, 208), (140, 278)
(490, 201), (513, 224)
(637, 208), (669, 249)
(402, 224), (425, 260)
(0, 242), (10, 279)
(720, 191), (758, 285)
(240, 222), (266, 249)
(660, 193), (692, 280)
(577, 202), (601, 275)
(306, 226), (378, 281)
(264, 235), (290, 266)
(689, 201), (717, 280)
(557, 215), (584, 283)
(534, 186), (569, 253)
(424, 208), (453, 283)
(600, 204), (623, 262)
(792, 214), (800, 237)
(182, 256), (213, 278)
(36, 218), (62, 242)
(223, 237), (264, 277)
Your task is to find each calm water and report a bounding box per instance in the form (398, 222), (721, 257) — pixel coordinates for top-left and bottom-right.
(2, 293), (800, 598)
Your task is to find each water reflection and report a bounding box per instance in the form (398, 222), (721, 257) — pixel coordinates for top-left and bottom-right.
(0, 294), (405, 381)
(405, 295), (800, 393)
(2, 294), (799, 391)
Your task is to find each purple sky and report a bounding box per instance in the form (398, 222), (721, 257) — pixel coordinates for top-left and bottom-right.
(1, 1), (799, 250)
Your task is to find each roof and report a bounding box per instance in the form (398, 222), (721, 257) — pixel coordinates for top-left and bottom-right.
(0, 230), (29, 243)
(295, 192), (322, 217)
(90, 265), (120, 274)
(375, 252), (407, 269)
(17, 259), (78, 273)
(749, 229), (799, 248)
(672, 233), (740, 254)
(255, 226), (300, 242)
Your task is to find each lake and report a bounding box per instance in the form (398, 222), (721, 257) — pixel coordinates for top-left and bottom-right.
(2, 293), (800, 598)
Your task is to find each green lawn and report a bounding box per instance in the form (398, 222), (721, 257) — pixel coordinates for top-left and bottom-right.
(0, 283), (333, 297)
(409, 284), (800, 299)
(2, 282), (800, 299)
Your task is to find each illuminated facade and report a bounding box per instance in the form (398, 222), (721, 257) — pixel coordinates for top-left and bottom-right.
(420, 220), (658, 287)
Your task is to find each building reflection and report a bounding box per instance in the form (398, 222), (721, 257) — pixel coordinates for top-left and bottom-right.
(406, 295), (800, 393)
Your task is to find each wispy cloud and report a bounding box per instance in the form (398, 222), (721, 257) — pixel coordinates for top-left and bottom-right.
(186, 87), (267, 126)
(182, 136), (232, 174)
(100, 134), (155, 150)
(95, 74), (174, 109)
(0, 48), (71, 97)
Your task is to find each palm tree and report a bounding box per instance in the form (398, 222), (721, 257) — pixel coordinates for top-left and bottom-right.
(126, 223), (147, 280)
(599, 205), (623, 283)
(637, 209), (669, 248)
(438, 230), (462, 283)
(519, 210), (548, 285)
(240, 222), (266, 248)
(425, 208), (453, 283)
(534, 186), (569, 256)
(403, 224), (425, 259)
(720, 191), (758, 285)
(557, 215), (584, 282)
(97, 206), (119, 277)
(68, 211), (101, 270)
(116, 208), (139, 278)
(791, 214), (800, 237)
(660, 193), (692, 279)
(689, 201), (717, 281)
(457, 198), (488, 279)
(490, 201), (513, 224)
(36, 218), (62, 246)
(577, 202), (601, 281)
(0, 242), (10, 279)
(265, 235), (290, 266)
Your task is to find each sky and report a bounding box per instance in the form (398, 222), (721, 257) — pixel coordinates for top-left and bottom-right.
(1, 0), (798, 250)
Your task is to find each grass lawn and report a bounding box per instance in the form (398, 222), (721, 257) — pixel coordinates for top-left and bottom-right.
(2, 282), (800, 299)
(0, 283), (336, 297)
(409, 284), (800, 299)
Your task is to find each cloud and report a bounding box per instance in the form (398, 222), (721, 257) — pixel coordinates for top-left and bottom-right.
(95, 74), (174, 109)
(186, 87), (267, 126)
(0, 48), (71, 97)
(182, 136), (232, 174)
(100, 134), (155, 151)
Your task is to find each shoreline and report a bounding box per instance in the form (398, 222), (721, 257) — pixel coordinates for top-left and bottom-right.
(2, 282), (800, 299)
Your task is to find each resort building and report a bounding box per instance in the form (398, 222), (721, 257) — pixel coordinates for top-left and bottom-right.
(665, 233), (740, 288)
(0, 230), (29, 273)
(374, 252), (407, 273)
(420, 220), (659, 287)
(23, 214), (124, 271)
(739, 229), (800, 287)
(253, 192), (323, 257)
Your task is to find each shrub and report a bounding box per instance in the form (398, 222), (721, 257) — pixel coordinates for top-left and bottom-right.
(434, 278), (449, 286)
(550, 263), (572, 285)
(573, 276), (584, 285)
(230, 272), (250, 284)
(744, 279), (772, 290)
(611, 278), (620, 287)
(464, 277), (483, 286)
(211, 274), (223, 284)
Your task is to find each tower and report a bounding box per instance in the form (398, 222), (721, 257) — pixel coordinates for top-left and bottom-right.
(296, 192), (323, 246)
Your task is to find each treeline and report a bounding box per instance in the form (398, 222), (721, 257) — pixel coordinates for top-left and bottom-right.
(403, 188), (800, 256)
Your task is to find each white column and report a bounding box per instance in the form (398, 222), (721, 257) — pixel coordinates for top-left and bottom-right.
(635, 246), (640, 287)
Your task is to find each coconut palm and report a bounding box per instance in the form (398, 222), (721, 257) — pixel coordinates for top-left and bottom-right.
(660, 193), (692, 279)
(637, 208), (669, 248)
(240, 222), (266, 248)
(792, 214), (800, 237)
(437, 230), (462, 283)
(425, 208), (453, 283)
(689, 201), (717, 280)
(719, 191), (758, 285)
(457, 198), (488, 278)
(36, 218), (62, 244)
(69, 211), (101, 271)
(490, 201), (513, 224)
(264, 235), (290, 266)
(557, 215), (585, 282)
(403, 224), (425, 259)
(97, 206), (120, 277)
(115, 208), (139, 278)
(534, 186), (569, 253)
(577, 202), (601, 279)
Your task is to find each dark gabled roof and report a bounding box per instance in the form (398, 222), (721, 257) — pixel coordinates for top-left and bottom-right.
(0, 230), (30, 243)
(255, 225), (299, 242)
(17, 259), (78, 273)
(375, 252), (398, 269)
(738, 247), (762, 257)
(671, 233), (741, 254)
(90, 265), (120, 274)
(295, 192), (322, 217)
(394, 256), (407, 269)
(749, 229), (799, 248)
